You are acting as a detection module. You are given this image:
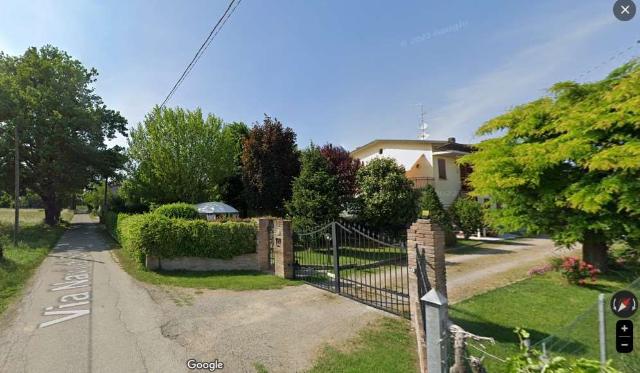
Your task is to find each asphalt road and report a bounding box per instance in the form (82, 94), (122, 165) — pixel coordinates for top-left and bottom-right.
(0, 214), (187, 373)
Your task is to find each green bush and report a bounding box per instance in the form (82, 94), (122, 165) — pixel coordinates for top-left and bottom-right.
(113, 213), (257, 264)
(451, 196), (484, 239)
(154, 203), (200, 220)
(506, 328), (619, 372)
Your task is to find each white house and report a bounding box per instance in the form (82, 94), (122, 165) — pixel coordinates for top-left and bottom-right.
(351, 137), (472, 206)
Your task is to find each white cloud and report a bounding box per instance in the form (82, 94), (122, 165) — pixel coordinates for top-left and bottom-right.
(429, 15), (614, 143)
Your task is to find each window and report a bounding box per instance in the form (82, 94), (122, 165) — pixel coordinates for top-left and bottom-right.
(378, 148), (383, 154)
(437, 158), (447, 179)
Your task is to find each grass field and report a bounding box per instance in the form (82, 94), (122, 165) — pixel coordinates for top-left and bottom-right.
(308, 317), (418, 373)
(449, 268), (640, 372)
(0, 208), (71, 316)
(113, 245), (302, 291)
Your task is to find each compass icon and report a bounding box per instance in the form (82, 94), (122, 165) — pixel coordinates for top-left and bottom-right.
(611, 290), (638, 318)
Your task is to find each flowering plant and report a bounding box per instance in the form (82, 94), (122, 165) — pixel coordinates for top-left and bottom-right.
(560, 257), (599, 285)
(527, 264), (553, 276)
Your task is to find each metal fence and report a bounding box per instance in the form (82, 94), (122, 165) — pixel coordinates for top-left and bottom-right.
(532, 276), (640, 372)
(293, 221), (411, 317)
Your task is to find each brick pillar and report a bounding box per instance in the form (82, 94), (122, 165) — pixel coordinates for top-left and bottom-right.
(256, 218), (271, 271)
(407, 219), (448, 373)
(273, 219), (294, 279)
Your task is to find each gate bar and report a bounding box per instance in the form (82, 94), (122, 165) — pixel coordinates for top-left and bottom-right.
(332, 222), (341, 294)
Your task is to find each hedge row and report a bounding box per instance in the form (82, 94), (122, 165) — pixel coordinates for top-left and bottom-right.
(154, 203), (200, 220)
(104, 212), (257, 264)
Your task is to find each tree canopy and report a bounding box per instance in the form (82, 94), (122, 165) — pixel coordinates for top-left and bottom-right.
(319, 144), (360, 212)
(124, 106), (235, 205)
(355, 157), (419, 232)
(461, 60), (640, 270)
(219, 121), (249, 216)
(287, 146), (341, 228)
(0, 46), (127, 225)
(241, 116), (300, 216)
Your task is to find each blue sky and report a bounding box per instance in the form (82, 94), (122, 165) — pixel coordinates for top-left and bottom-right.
(1, 1), (638, 149)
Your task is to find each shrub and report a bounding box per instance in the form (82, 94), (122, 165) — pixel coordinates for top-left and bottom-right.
(419, 185), (456, 247)
(559, 256), (599, 285)
(114, 213), (257, 264)
(154, 203), (199, 220)
(451, 197), (484, 239)
(117, 214), (148, 264)
(609, 240), (640, 264)
(506, 328), (619, 372)
(355, 158), (419, 233)
(548, 256), (564, 271)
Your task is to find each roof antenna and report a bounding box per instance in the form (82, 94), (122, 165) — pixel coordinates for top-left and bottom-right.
(416, 103), (430, 140)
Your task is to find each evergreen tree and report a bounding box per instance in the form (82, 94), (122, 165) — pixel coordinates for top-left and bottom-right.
(287, 146), (340, 228)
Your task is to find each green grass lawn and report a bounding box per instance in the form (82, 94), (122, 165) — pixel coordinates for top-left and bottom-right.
(0, 208), (68, 315)
(308, 317), (418, 373)
(449, 269), (640, 372)
(113, 246), (302, 291)
(295, 245), (405, 267)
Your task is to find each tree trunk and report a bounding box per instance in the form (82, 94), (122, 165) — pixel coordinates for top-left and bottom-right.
(43, 196), (61, 226)
(582, 231), (608, 272)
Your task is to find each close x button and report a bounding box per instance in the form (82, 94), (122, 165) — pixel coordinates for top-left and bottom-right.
(616, 320), (634, 353)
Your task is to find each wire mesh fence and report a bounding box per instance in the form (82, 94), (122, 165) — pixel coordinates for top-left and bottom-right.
(531, 276), (640, 372)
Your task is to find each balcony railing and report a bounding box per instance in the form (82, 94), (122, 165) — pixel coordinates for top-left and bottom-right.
(408, 177), (435, 189)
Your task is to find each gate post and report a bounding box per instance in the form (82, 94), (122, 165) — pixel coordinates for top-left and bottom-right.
(407, 218), (448, 373)
(256, 218), (271, 271)
(422, 289), (449, 373)
(331, 222), (341, 294)
(273, 219), (294, 279)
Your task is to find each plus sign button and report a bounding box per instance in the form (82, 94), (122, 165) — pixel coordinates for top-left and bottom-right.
(614, 0), (636, 21)
(611, 290), (638, 318)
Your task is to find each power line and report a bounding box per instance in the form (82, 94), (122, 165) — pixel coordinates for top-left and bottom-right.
(575, 39), (640, 81)
(160, 0), (242, 108)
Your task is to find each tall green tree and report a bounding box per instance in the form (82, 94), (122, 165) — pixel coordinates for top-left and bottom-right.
(124, 106), (235, 205)
(0, 46), (127, 225)
(241, 115), (300, 216)
(461, 61), (640, 270)
(355, 158), (419, 232)
(287, 146), (341, 228)
(319, 144), (360, 212)
(220, 121), (249, 216)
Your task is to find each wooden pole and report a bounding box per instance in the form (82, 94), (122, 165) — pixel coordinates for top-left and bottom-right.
(13, 121), (19, 246)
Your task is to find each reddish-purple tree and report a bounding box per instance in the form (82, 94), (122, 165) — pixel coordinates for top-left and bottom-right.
(319, 144), (360, 209)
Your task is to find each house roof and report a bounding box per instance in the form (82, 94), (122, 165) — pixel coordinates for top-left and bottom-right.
(195, 202), (239, 214)
(351, 138), (472, 157)
(433, 142), (474, 153)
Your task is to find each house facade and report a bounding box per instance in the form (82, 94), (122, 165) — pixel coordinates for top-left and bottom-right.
(351, 137), (472, 206)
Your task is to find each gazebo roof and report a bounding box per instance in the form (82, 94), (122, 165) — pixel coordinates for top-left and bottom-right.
(195, 202), (239, 214)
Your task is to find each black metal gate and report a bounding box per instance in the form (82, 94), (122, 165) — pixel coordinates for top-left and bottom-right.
(293, 221), (410, 318)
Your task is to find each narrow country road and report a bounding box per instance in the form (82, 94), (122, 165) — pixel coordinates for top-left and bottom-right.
(0, 215), (386, 373)
(0, 214), (187, 373)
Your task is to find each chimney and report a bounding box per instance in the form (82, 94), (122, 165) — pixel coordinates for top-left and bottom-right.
(447, 137), (456, 143)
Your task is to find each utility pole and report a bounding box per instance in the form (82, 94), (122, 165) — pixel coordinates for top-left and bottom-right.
(103, 177), (108, 215)
(13, 121), (19, 245)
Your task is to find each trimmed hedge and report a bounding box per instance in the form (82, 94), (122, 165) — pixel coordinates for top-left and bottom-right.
(154, 203), (200, 220)
(105, 212), (257, 265)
